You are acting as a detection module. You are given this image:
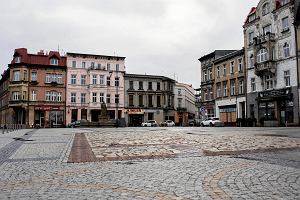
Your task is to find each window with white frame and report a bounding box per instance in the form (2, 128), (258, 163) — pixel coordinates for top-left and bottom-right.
(12, 91), (20, 100)
(52, 91), (57, 101)
(46, 91), (51, 101)
(116, 64), (119, 71)
(92, 75), (97, 85)
(31, 90), (36, 101)
(265, 75), (274, 90)
(82, 61), (86, 69)
(52, 74), (57, 83)
(97, 63), (101, 69)
(71, 93), (76, 103)
(216, 84), (221, 98)
(100, 75), (104, 85)
(230, 80), (236, 96)
(257, 48), (268, 63)
(15, 56), (21, 63)
(223, 64), (226, 76)
(282, 17), (289, 31)
(238, 58), (243, 72)
(81, 93), (86, 103)
(58, 74), (62, 84)
(13, 71), (20, 81)
(81, 75), (86, 85)
(45, 73), (51, 83)
(216, 66), (220, 78)
(263, 24), (271, 35)
(100, 93), (104, 103)
(209, 69), (212, 80)
(230, 61), (234, 74)
(250, 54), (254, 68)
(249, 32), (254, 45)
(251, 78), (256, 92)
(283, 43), (290, 57)
(92, 92), (97, 103)
(71, 74), (76, 84)
(107, 63), (110, 71)
(115, 77), (119, 86)
(223, 82), (227, 96)
(57, 92), (62, 101)
(50, 58), (58, 65)
(239, 80), (244, 94)
(72, 61), (76, 68)
(91, 62), (94, 68)
(106, 94), (111, 103)
(284, 70), (290, 86)
(262, 3), (270, 16)
(115, 94), (119, 103)
(31, 72), (37, 81)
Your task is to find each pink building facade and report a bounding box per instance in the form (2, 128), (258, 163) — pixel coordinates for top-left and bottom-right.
(66, 52), (125, 124)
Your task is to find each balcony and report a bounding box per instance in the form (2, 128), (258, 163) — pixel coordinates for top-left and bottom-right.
(254, 61), (276, 76)
(254, 33), (275, 45)
(177, 107), (187, 112)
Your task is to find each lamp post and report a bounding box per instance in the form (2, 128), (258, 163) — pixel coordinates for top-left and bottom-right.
(115, 67), (119, 127)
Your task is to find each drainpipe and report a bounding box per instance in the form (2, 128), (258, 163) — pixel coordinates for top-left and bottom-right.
(294, 23), (300, 125)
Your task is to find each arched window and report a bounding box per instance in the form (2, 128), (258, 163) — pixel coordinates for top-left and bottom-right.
(262, 3), (269, 16)
(283, 43), (290, 57)
(257, 48), (268, 63)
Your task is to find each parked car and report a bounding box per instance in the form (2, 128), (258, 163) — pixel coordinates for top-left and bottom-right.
(68, 120), (89, 128)
(161, 120), (175, 127)
(201, 117), (223, 127)
(141, 120), (158, 127)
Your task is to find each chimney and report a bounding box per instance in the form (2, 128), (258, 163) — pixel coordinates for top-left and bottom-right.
(37, 50), (44, 55)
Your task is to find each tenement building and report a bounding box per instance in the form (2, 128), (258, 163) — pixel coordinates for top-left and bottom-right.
(295, 0), (300, 119)
(244, 0), (299, 126)
(199, 50), (236, 119)
(0, 70), (10, 125)
(124, 74), (175, 126)
(8, 48), (67, 128)
(66, 53), (125, 124)
(174, 82), (196, 126)
(213, 49), (246, 126)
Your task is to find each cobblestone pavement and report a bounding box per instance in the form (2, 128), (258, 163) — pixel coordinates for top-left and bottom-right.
(0, 127), (299, 199)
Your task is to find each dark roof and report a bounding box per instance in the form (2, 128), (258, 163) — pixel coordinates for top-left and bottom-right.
(124, 73), (175, 82)
(213, 48), (244, 64)
(67, 52), (126, 60)
(198, 50), (237, 62)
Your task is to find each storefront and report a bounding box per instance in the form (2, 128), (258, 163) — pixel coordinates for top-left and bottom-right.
(34, 106), (65, 128)
(127, 109), (144, 127)
(219, 105), (237, 126)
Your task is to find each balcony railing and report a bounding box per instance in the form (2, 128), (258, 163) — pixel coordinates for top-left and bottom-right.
(254, 61), (276, 76)
(254, 33), (275, 45)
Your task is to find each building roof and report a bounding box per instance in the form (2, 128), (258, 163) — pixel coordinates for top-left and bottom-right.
(213, 48), (244, 64)
(67, 52), (126, 60)
(296, 0), (300, 25)
(198, 50), (236, 62)
(124, 73), (175, 82)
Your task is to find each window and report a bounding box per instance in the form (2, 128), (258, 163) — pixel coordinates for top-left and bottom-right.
(216, 66), (220, 78)
(238, 59), (243, 72)
(262, 3), (269, 16)
(31, 90), (36, 101)
(139, 81), (143, 89)
(45, 73), (51, 83)
(249, 32), (254, 45)
(31, 72), (37, 81)
(81, 75), (86, 85)
(284, 70), (290, 86)
(148, 82), (153, 90)
(71, 75), (76, 84)
(223, 82), (227, 96)
(15, 57), (21, 63)
(100, 75), (104, 85)
(223, 64), (226, 76)
(82, 61), (86, 69)
(129, 81), (134, 89)
(50, 58), (58, 65)
(22, 91), (26, 100)
(282, 0), (290, 6)
(204, 70), (207, 81)
(106, 94), (111, 104)
(115, 94), (119, 103)
(57, 92), (62, 101)
(46, 91), (51, 101)
(13, 71), (20, 81)
(58, 74), (62, 84)
(52, 74), (57, 83)
(92, 75), (97, 85)
(24, 71), (27, 81)
(265, 75), (274, 90)
(12, 91), (20, 100)
(115, 77), (119, 86)
(52, 91), (57, 101)
(116, 64), (119, 71)
(157, 95), (161, 107)
(157, 82), (161, 90)
(216, 84), (221, 98)
(283, 43), (290, 57)
(257, 48), (268, 63)
(239, 80), (244, 94)
(230, 61), (234, 74)
(178, 88), (182, 95)
(178, 98), (182, 108)
(107, 77), (110, 86)
(250, 54), (254, 68)
(91, 62), (95, 68)
(263, 25), (271, 35)
(148, 95), (153, 107)
(72, 61), (76, 68)
(107, 63), (110, 71)
(209, 69), (213, 79)
(282, 17), (289, 31)
(139, 95), (143, 106)
(251, 78), (256, 92)
(92, 92), (97, 103)
(100, 93), (104, 103)
(230, 80), (236, 96)
(248, 14), (255, 22)
(129, 95), (134, 106)
(81, 93), (86, 103)
(71, 93), (76, 103)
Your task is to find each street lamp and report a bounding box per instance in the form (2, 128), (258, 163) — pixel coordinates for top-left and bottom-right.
(115, 67), (119, 128)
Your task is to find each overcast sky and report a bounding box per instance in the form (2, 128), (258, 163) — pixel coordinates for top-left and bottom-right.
(0, 0), (259, 88)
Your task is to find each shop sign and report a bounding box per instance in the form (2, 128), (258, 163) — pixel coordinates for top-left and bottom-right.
(35, 106), (61, 111)
(127, 109), (144, 114)
(259, 88), (291, 99)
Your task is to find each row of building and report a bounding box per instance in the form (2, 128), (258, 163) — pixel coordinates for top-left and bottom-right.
(197, 0), (300, 126)
(0, 49), (196, 128)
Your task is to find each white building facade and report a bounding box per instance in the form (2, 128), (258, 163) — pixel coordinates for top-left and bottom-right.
(244, 0), (299, 126)
(66, 53), (125, 124)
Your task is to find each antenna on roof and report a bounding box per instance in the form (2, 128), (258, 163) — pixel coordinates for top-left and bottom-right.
(58, 44), (60, 52)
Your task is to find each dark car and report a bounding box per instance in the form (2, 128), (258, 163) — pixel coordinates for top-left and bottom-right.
(68, 120), (89, 128)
